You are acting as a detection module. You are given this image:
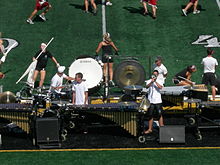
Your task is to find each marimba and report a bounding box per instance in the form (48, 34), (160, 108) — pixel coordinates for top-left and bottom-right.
(0, 103), (32, 133)
(64, 102), (142, 137)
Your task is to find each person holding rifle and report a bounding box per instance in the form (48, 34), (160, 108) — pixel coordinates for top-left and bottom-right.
(33, 43), (60, 88)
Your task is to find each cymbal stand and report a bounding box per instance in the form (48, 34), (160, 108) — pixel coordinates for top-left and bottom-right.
(103, 55), (111, 101)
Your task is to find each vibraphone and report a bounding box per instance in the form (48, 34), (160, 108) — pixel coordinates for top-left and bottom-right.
(161, 85), (208, 112)
(0, 103), (32, 133)
(66, 102), (142, 137)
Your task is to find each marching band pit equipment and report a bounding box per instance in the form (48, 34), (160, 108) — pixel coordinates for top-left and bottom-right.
(0, 103), (32, 134)
(113, 60), (146, 89)
(60, 103), (142, 137)
(0, 91), (16, 104)
(123, 85), (143, 101)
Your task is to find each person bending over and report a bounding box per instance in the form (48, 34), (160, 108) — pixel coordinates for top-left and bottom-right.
(173, 65), (197, 86)
(50, 66), (74, 99)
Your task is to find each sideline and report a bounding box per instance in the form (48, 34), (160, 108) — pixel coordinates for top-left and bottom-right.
(1, 147), (220, 153)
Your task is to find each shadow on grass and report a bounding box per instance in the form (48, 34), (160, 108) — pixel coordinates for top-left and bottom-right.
(33, 15), (45, 22)
(123, 6), (155, 18)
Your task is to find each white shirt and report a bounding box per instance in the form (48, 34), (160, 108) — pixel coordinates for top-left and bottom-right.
(72, 81), (88, 105)
(146, 79), (163, 104)
(152, 63), (168, 84)
(201, 56), (218, 73)
(50, 73), (68, 93)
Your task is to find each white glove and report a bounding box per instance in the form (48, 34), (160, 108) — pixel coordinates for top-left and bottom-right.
(1, 55), (6, 63)
(56, 63), (60, 68)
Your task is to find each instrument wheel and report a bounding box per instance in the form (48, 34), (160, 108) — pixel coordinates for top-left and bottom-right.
(188, 117), (196, 126)
(138, 135), (146, 143)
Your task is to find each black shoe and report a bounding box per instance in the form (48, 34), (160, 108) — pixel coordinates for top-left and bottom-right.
(143, 11), (149, 16)
(152, 16), (156, 19)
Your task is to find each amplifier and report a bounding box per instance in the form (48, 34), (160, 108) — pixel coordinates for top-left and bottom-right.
(36, 117), (60, 144)
(159, 125), (185, 143)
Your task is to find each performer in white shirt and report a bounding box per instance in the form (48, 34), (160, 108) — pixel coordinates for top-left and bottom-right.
(201, 48), (218, 100)
(72, 73), (88, 105)
(145, 70), (164, 134)
(152, 56), (168, 85)
(50, 66), (74, 98)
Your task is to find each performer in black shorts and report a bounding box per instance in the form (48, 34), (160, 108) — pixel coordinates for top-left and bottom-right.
(145, 70), (164, 134)
(173, 65), (196, 86)
(201, 48), (218, 100)
(95, 33), (119, 86)
(33, 43), (59, 88)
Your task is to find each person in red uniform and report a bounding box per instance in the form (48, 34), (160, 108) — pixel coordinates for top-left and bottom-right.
(26, 0), (52, 24)
(141, 0), (158, 19)
(182, 0), (200, 16)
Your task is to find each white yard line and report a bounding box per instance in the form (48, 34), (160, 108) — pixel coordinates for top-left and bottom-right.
(102, 0), (107, 36)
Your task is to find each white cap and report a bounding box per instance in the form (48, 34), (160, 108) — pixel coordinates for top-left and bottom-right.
(58, 66), (65, 73)
(41, 43), (47, 47)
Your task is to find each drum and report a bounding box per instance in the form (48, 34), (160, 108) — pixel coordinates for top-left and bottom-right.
(113, 60), (146, 89)
(69, 58), (103, 91)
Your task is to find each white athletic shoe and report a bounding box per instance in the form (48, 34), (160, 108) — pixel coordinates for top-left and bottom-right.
(106, 2), (112, 6)
(193, 10), (200, 14)
(26, 19), (34, 24)
(182, 9), (187, 16)
(39, 14), (46, 21)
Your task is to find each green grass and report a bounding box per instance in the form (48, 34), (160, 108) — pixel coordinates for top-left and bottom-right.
(0, 0), (220, 91)
(1, 149), (220, 165)
(1, 1), (220, 163)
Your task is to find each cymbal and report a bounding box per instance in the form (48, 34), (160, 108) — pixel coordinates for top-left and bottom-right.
(139, 96), (150, 111)
(113, 60), (146, 89)
(124, 85), (143, 91)
(0, 91), (16, 104)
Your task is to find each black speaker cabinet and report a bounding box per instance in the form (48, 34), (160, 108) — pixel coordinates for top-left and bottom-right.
(159, 125), (185, 143)
(36, 117), (60, 144)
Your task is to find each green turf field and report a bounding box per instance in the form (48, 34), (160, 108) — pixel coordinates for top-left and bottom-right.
(0, 0), (220, 92)
(1, 149), (220, 165)
(1, 0), (220, 162)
